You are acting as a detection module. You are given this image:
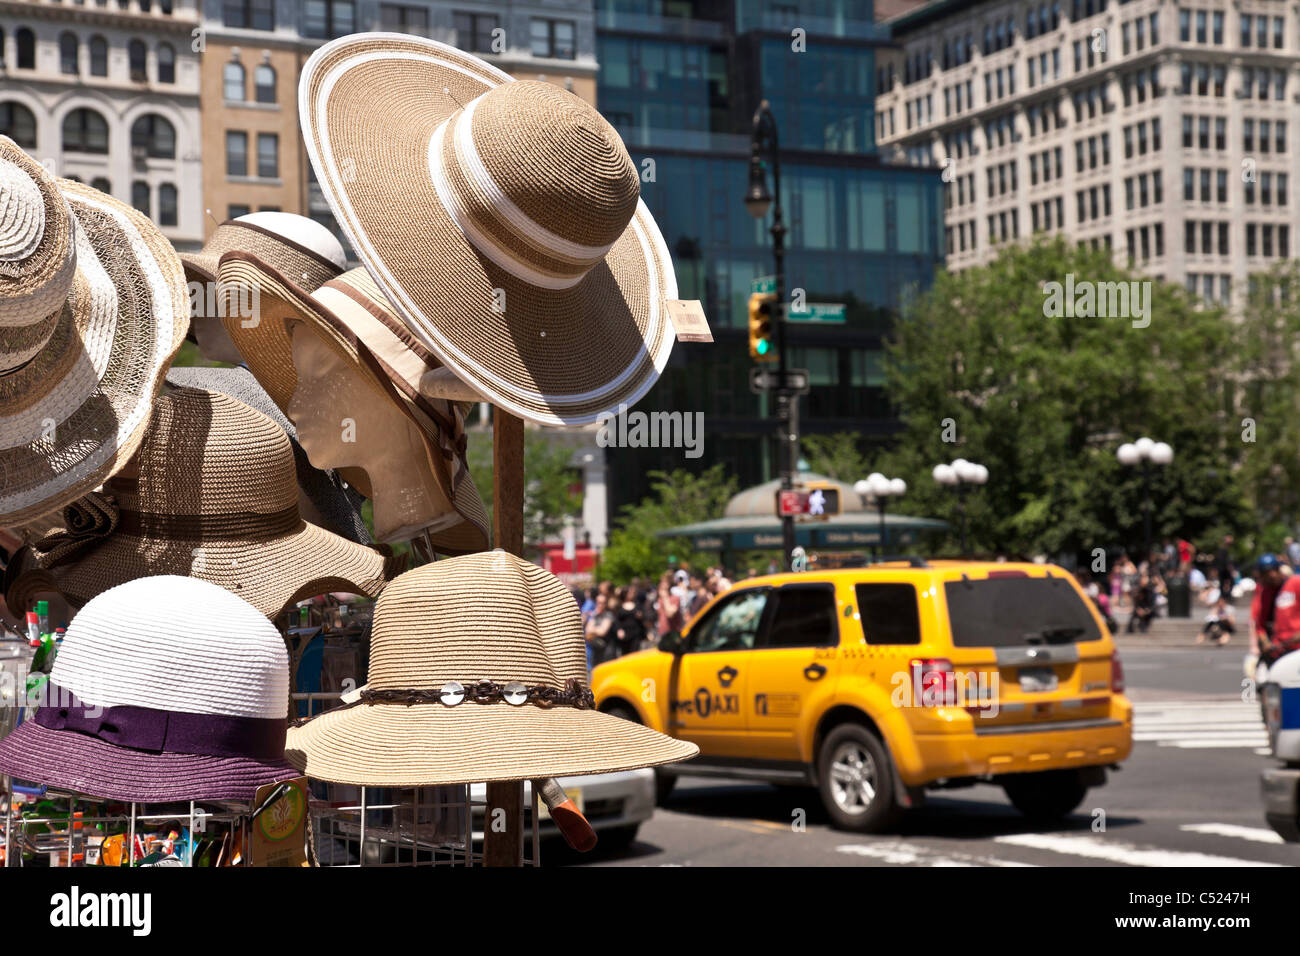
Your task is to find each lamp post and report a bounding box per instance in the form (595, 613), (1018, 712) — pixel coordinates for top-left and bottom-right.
(933, 459), (988, 557)
(1116, 438), (1173, 566)
(745, 99), (797, 570)
(854, 473), (907, 559)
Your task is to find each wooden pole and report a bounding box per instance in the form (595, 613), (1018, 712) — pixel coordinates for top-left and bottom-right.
(484, 407), (525, 866)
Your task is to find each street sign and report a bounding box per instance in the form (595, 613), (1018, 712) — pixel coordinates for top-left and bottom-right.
(775, 487), (840, 518)
(788, 302), (847, 324)
(751, 275), (776, 295)
(749, 367), (810, 394)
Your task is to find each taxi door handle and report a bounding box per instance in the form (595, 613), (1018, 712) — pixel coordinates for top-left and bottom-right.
(804, 663), (827, 681)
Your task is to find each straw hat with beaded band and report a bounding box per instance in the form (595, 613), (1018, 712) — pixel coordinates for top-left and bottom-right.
(0, 137), (187, 527)
(4, 386), (404, 619)
(299, 33), (678, 427)
(285, 550), (698, 785)
(181, 212), (347, 364)
(216, 252), (488, 551)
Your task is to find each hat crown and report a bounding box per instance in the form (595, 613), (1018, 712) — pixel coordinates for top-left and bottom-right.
(49, 575), (289, 718)
(0, 138), (77, 370)
(110, 386), (300, 524)
(366, 551), (586, 691)
(430, 81), (641, 289)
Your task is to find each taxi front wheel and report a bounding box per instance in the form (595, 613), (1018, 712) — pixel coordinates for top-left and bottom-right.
(817, 724), (901, 833)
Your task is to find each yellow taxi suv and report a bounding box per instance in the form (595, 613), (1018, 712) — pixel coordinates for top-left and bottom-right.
(592, 560), (1132, 832)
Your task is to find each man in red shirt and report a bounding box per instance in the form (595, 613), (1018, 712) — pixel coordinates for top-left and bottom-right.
(1253, 554), (1300, 665)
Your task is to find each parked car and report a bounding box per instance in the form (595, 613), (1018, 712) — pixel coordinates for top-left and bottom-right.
(1260, 650), (1300, 842)
(469, 769), (654, 852)
(592, 559), (1133, 832)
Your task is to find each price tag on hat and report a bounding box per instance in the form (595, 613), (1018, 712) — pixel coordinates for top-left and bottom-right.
(664, 300), (713, 343)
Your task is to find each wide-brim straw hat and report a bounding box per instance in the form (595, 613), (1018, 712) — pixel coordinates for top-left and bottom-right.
(180, 212), (347, 364)
(215, 253), (488, 551)
(286, 551), (698, 785)
(0, 137), (188, 527)
(5, 386), (403, 619)
(164, 365), (372, 546)
(299, 33), (678, 426)
(0, 575), (299, 803)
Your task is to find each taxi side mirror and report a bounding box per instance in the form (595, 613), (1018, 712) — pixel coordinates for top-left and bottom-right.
(659, 630), (685, 655)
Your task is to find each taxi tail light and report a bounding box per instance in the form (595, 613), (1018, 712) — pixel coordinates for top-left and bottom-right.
(911, 658), (955, 706)
(1111, 651), (1125, 694)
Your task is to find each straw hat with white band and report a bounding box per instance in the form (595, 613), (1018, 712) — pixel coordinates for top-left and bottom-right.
(299, 33), (678, 426)
(0, 137), (188, 528)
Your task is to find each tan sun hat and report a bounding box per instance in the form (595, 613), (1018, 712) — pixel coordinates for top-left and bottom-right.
(5, 385), (404, 619)
(299, 33), (678, 426)
(285, 550), (698, 785)
(215, 253), (489, 551)
(181, 212), (347, 363)
(0, 137), (187, 527)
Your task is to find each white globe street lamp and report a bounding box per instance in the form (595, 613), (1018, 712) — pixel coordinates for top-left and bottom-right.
(934, 458), (989, 556)
(856, 473), (907, 559)
(1116, 437), (1174, 563)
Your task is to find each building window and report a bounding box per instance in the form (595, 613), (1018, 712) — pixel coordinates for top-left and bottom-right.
(304, 1), (355, 40)
(254, 64), (275, 103)
(158, 44), (175, 84)
(226, 130), (248, 176)
(257, 132), (278, 178)
(453, 11), (499, 54)
(380, 4), (428, 36)
(131, 114), (175, 159)
(224, 0), (274, 31)
(91, 176), (111, 194)
(0, 102), (37, 148)
(224, 62), (245, 101)
(530, 18), (576, 59)
(89, 36), (108, 76)
(16, 28), (35, 69)
(228, 204), (251, 219)
(131, 181), (150, 218)
(128, 39), (147, 82)
(63, 108), (109, 153)
(158, 183), (177, 226)
(60, 32), (79, 75)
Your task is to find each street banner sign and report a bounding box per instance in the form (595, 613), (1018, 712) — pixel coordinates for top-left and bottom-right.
(788, 302), (847, 324)
(751, 275), (776, 295)
(749, 367), (810, 394)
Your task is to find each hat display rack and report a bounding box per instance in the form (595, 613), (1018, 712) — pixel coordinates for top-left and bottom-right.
(0, 30), (706, 869)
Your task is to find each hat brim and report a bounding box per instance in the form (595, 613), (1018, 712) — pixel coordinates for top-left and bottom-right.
(0, 179), (188, 526)
(0, 720), (299, 803)
(285, 702), (698, 786)
(299, 33), (677, 426)
(9, 519), (400, 619)
(215, 254), (489, 553)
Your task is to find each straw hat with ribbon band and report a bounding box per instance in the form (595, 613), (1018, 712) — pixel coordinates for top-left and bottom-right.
(0, 575), (299, 803)
(0, 137), (187, 527)
(181, 211), (347, 364)
(165, 365), (373, 546)
(299, 33), (678, 426)
(4, 386), (404, 619)
(216, 252), (489, 551)
(285, 550), (698, 785)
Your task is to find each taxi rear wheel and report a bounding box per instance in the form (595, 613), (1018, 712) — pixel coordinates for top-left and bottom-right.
(604, 703), (677, 804)
(1002, 770), (1088, 821)
(817, 724), (901, 833)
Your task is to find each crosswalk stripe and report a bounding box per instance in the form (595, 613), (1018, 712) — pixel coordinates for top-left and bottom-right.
(1130, 699), (1265, 750)
(1180, 823), (1285, 845)
(993, 833), (1284, 867)
(835, 842), (1040, 867)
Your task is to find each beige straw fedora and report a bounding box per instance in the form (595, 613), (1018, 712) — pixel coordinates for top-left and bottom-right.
(181, 212), (347, 364)
(285, 550), (698, 785)
(214, 253), (489, 551)
(0, 137), (187, 527)
(299, 33), (678, 426)
(4, 386), (404, 619)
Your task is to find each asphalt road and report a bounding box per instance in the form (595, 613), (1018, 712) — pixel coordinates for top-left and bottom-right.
(557, 648), (1297, 867)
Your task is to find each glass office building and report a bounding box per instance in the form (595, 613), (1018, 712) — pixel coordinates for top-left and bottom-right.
(595, 0), (945, 512)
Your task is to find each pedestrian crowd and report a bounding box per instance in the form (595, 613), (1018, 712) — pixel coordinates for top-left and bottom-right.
(573, 566), (736, 669)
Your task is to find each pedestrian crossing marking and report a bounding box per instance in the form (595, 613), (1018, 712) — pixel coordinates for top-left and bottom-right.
(993, 833), (1284, 867)
(1132, 700), (1267, 750)
(1180, 823), (1285, 845)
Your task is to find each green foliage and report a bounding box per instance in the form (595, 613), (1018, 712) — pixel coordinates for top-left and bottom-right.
(877, 238), (1250, 559)
(600, 464), (738, 581)
(465, 426), (582, 553)
(802, 432), (869, 482)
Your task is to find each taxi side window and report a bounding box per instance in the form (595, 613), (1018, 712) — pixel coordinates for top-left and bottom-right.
(689, 588), (769, 653)
(854, 583), (921, 645)
(762, 585), (838, 648)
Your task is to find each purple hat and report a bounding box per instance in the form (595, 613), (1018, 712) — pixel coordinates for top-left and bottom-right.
(0, 575), (297, 803)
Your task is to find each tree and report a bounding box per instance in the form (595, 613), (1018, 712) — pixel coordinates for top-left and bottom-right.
(466, 426), (582, 554)
(600, 464), (737, 581)
(802, 432), (869, 482)
(878, 238), (1250, 561)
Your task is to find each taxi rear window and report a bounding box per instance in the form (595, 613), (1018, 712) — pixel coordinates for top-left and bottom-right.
(943, 576), (1101, 648)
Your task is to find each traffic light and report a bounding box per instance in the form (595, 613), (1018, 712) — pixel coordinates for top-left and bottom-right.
(748, 292), (776, 362)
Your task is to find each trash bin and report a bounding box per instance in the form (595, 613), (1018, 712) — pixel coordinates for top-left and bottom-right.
(1166, 573), (1191, 618)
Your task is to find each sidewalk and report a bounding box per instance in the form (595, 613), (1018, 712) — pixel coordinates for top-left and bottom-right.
(1110, 614), (1227, 648)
